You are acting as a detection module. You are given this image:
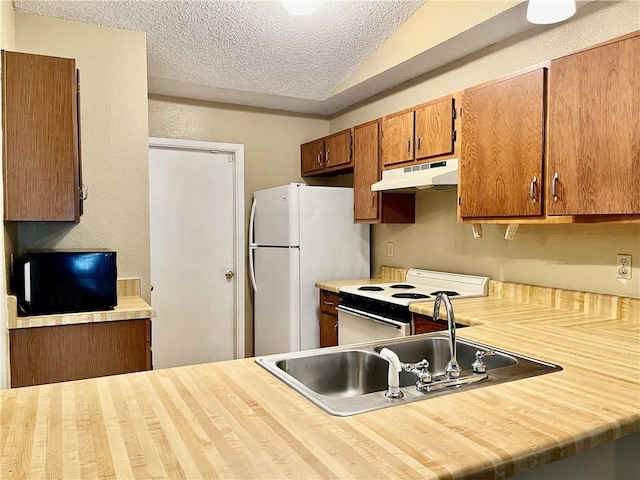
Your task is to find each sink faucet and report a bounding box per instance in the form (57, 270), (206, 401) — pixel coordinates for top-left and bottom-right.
(433, 293), (461, 378)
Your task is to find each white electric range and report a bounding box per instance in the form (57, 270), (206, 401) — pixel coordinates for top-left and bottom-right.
(337, 269), (490, 345)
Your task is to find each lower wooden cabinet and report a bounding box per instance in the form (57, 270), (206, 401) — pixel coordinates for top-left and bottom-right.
(413, 313), (465, 334)
(319, 289), (339, 347)
(320, 312), (338, 348)
(9, 319), (152, 388)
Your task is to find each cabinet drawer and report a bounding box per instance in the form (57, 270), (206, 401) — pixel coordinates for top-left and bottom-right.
(320, 290), (340, 314)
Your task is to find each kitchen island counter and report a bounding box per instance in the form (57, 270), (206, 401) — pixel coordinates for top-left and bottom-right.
(1, 289), (638, 479)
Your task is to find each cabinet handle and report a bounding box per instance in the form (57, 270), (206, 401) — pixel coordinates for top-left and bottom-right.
(551, 172), (559, 202)
(529, 176), (537, 203)
(324, 300), (336, 306)
(325, 150), (330, 165)
(406, 138), (411, 153)
(334, 322), (338, 339)
(370, 195), (374, 208)
(417, 135), (421, 152)
(80, 184), (88, 201)
(317, 152), (321, 165)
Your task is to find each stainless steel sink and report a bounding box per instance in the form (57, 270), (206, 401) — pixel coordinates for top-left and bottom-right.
(276, 350), (389, 397)
(256, 333), (562, 416)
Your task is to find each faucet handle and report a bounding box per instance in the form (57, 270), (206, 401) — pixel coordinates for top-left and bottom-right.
(472, 350), (495, 373)
(404, 359), (432, 387)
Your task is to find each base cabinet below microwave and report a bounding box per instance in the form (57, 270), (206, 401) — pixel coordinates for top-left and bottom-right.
(9, 319), (151, 388)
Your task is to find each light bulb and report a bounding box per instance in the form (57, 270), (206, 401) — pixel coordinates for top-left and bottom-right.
(526, 0), (576, 25)
(282, 1), (321, 16)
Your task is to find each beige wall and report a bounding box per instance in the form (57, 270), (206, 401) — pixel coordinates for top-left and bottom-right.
(13, 14), (152, 301)
(148, 96), (329, 353)
(330, 0), (640, 299)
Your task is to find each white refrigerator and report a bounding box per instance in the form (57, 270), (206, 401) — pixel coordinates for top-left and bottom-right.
(249, 184), (370, 356)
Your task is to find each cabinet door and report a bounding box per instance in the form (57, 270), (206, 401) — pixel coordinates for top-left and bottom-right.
(2, 51), (80, 221)
(381, 111), (414, 167)
(319, 312), (338, 347)
(460, 69), (545, 218)
(547, 35), (640, 215)
(415, 97), (455, 160)
(9, 319), (151, 388)
(324, 130), (351, 169)
(353, 121), (380, 221)
(300, 139), (324, 176)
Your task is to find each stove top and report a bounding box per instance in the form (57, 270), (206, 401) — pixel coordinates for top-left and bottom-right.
(339, 269), (490, 306)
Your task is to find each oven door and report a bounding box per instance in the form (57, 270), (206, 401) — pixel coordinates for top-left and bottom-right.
(337, 305), (412, 346)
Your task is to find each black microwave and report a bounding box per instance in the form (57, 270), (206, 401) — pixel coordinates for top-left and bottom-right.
(12, 250), (117, 316)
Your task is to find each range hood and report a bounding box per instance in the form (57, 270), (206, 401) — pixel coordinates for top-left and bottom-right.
(371, 158), (458, 192)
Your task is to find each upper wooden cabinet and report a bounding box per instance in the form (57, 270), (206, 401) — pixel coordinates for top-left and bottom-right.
(546, 33), (640, 216)
(353, 120), (415, 224)
(414, 97), (456, 161)
(381, 95), (456, 168)
(300, 129), (353, 177)
(2, 50), (83, 221)
(300, 139), (325, 176)
(460, 68), (545, 218)
(381, 111), (414, 167)
(353, 121), (380, 222)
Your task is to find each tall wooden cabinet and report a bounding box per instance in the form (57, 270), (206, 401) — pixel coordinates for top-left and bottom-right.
(459, 68), (546, 218)
(2, 50), (83, 221)
(547, 33), (640, 215)
(353, 120), (415, 224)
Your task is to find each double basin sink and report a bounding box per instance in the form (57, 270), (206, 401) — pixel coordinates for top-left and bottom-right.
(256, 333), (562, 416)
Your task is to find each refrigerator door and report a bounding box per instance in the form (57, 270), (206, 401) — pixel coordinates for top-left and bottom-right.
(253, 184), (300, 247)
(253, 246), (300, 356)
(298, 186), (370, 351)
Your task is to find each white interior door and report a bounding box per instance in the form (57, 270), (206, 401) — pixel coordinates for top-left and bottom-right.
(149, 139), (244, 369)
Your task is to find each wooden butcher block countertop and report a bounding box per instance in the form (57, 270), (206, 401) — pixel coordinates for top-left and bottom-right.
(6, 278), (156, 329)
(1, 279), (639, 479)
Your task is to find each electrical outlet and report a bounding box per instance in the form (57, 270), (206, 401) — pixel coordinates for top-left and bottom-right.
(616, 254), (632, 280)
(387, 242), (394, 257)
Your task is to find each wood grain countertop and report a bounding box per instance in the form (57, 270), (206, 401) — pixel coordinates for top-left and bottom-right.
(1, 280), (638, 478)
(6, 278), (156, 329)
(316, 266), (410, 293)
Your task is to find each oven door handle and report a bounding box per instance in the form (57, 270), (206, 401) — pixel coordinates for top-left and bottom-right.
(337, 305), (410, 330)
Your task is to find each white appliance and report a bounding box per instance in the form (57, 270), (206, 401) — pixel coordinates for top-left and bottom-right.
(249, 184), (370, 355)
(337, 269), (489, 345)
(371, 158), (459, 191)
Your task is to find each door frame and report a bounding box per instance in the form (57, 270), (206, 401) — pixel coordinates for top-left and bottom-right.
(148, 137), (245, 359)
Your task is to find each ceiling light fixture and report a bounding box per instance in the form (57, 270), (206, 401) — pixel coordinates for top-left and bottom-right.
(526, 0), (576, 25)
(282, 0), (321, 16)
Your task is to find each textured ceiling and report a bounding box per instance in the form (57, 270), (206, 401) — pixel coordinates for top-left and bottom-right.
(14, 0), (428, 113)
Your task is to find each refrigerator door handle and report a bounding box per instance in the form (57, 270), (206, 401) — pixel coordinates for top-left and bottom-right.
(249, 245), (258, 293)
(249, 196), (257, 245)
(248, 196), (258, 292)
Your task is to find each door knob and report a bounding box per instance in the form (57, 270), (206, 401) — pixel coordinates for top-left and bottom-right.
(225, 270), (234, 279)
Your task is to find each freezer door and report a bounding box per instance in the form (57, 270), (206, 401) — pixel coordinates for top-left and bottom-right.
(253, 184), (300, 246)
(253, 246), (301, 356)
